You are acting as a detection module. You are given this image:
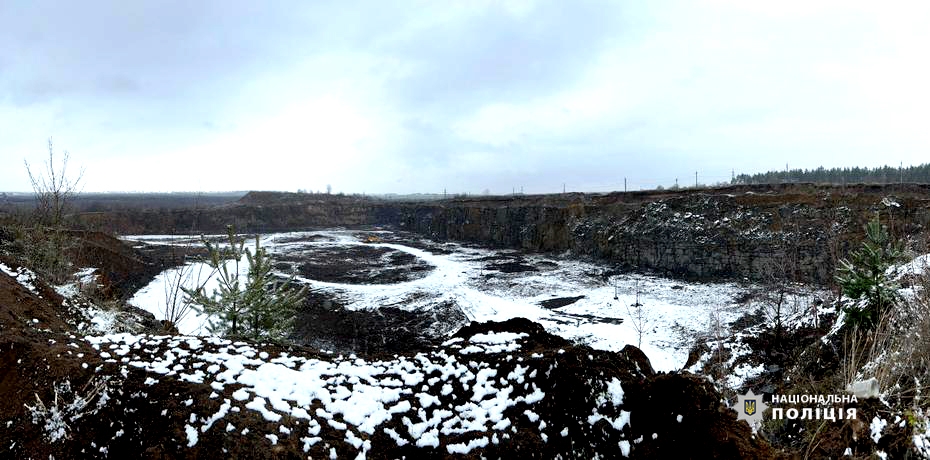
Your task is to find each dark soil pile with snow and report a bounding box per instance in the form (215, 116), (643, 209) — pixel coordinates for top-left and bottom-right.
(291, 290), (466, 355)
(295, 245), (433, 285)
(1, 264), (774, 460)
(1, 231), (777, 459)
(65, 230), (185, 301)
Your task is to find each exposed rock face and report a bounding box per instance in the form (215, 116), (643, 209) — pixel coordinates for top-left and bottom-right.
(73, 184), (930, 284)
(393, 186), (930, 284)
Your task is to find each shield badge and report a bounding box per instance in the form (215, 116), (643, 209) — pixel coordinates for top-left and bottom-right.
(744, 399), (756, 416)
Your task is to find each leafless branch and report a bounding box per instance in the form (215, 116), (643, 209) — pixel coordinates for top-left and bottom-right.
(24, 137), (84, 227)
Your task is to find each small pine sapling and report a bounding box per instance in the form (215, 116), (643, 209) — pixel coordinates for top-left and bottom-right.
(835, 215), (903, 329)
(184, 226), (306, 341)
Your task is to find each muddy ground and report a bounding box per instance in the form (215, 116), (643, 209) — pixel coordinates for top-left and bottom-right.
(289, 244), (433, 285)
(291, 289), (466, 356)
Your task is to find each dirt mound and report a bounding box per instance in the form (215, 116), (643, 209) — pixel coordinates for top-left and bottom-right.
(290, 244), (434, 285)
(366, 231), (457, 255)
(486, 261), (539, 273)
(625, 373), (773, 459)
(0, 256), (70, 333)
(1, 233), (776, 458)
(292, 290), (466, 355)
(537, 295), (586, 309)
(0, 288), (776, 459)
(452, 317), (569, 347)
(65, 230), (183, 301)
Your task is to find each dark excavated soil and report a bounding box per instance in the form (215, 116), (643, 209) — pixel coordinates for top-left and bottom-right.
(66, 230), (204, 302)
(486, 261), (538, 273)
(0, 289), (779, 460)
(290, 290), (466, 356)
(283, 244), (434, 284)
(271, 233), (339, 244)
(538, 295), (586, 309)
(357, 231), (457, 255)
(473, 254), (558, 274)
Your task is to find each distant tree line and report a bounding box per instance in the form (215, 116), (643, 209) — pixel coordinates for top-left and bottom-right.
(732, 164), (930, 185)
(0, 192), (247, 213)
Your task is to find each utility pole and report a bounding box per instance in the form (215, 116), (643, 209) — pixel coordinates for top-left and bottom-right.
(563, 183), (566, 194)
(624, 177), (627, 193)
(695, 171), (698, 188)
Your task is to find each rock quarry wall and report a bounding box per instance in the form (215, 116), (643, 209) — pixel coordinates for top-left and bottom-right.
(393, 186), (930, 284)
(74, 185), (930, 285)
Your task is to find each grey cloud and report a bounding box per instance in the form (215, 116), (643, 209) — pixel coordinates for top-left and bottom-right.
(381, 2), (629, 111)
(2, 1), (330, 104)
(93, 75), (140, 94)
(370, 1), (635, 173)
(1, 1), (928, 194)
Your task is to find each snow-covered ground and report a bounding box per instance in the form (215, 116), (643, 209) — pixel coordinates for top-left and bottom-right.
(129, 260), (218, 336)
(125, 230), (826, 373)
(85, 330), (558, 456)
(1, 261), (43, 297)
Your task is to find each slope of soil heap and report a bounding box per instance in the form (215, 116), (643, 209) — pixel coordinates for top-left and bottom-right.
(0, 233), (773, 459)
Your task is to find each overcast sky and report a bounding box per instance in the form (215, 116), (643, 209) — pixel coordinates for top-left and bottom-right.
(2, 1), (929, 194)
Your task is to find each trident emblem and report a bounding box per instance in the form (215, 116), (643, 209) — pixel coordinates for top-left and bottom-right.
(744, 399), (757, 416)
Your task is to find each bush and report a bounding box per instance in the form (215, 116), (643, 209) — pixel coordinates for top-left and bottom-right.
(24, 377), (109, 443)
(183, 226), (306, 341)
(835, 215), (903, 329)
(22, 226), (75, 283)
(0, 219), (75, 284)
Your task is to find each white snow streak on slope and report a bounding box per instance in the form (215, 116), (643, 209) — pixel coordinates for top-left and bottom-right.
(0, 262), (42, 296)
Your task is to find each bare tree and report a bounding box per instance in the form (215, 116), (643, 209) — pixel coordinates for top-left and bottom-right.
(623, 281), (649, 349)
(162, 258), (203, 333)
(21, 138), (85, 282)
(25, 138), (84, 228)
(758, 251), (792, 342)
(708, 304), (728, 384)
